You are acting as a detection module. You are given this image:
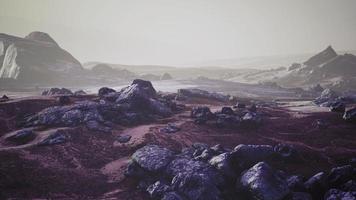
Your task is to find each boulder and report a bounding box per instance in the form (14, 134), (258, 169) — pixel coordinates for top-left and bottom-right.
(117, 135), (131, 143)
(324, 189), (356, 200)
(191, 106), (215, 124)
(286, 175), (306, 192)
(233, 102), (246, 109)
(209, 152), (236, 177)
(160, 73), (173, 80)
(215, 114), (240, 128)
(58, 95), (70, 105)
(329, 101), (346, 113)
(42, 88), (73, 96)
(5, 128), (35, 144)
(115, 80), (172, 116)
(289, 192), (313, 200)
(161, 192), (184, 200)
(194, 148), (216, 161)
(160, 123), (181, 134)
(314, 89), (338, 106)
(85, 120), (111, 133)
(171, 172), (222, 200)
(177, 89), (229, 102)
(239, 162), (290, 200)
(146, 181), (171, 199)
(37, 129), (67, 146)
(25, 101), (104, 127)
(125, 160), (147, 178)
(98, 87), (116, 97)
(221, 107), (234, 115)
(74, 90), (86, 96)
(240, 112), (262, 127)
(304, 172), (327, 199)
(117, 79), (157, 103)
(341, 180), (356, 192)
(131, 145), (174, 172)
(274, 143), (300, 161)
(0, 94), (9, 102)
(232, 144), (274, 169)
(343, 108), (356, 122)
(327, 165), (354, 188)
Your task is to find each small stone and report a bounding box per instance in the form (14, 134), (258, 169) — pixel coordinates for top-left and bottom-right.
(117, 135), (131, 143)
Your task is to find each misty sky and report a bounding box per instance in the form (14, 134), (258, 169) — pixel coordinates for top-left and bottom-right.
(1, 0), (356, 66)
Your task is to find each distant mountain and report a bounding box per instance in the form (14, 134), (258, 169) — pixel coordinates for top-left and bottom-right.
(303, 45), (337, 67)
(277, 46), (356, 90)
(224, 46), (356, 91)
(0, 32), (82, 86)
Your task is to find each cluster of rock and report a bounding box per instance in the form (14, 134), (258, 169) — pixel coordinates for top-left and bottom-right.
(126, 143), (356, 200)
(0, 94), (9, 102)
(25, 80), (182, 131)
(314, 88), (356, 123)
(42, 88), (86, 96)
(190, 103), (262, 128)
(176, 89), (230, 102)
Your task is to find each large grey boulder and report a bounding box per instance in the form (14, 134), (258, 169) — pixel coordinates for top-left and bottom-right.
(131, 145), (174, 172)
(232, 144), (274, 169)
(239, 162), (290, 200)
(171, 172), (222, 200)
(116, 79), (172, 116)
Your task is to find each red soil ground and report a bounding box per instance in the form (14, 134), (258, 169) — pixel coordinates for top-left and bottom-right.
(0, 96), (355, 199)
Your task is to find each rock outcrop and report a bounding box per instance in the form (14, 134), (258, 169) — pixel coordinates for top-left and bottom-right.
(0, 32), (82, 85)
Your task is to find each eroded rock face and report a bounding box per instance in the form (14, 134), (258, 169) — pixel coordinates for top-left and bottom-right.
(0, 33), (82, 85)
(239, 162), (290, 200)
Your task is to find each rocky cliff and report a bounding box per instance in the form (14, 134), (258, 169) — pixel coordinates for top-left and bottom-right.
(0, 32), (82, 85)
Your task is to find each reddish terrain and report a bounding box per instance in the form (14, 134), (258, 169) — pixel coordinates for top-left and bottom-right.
(0, 95), (355, 199)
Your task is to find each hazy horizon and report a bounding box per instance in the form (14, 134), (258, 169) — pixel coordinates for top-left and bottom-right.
(1, 0), (356, 66)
